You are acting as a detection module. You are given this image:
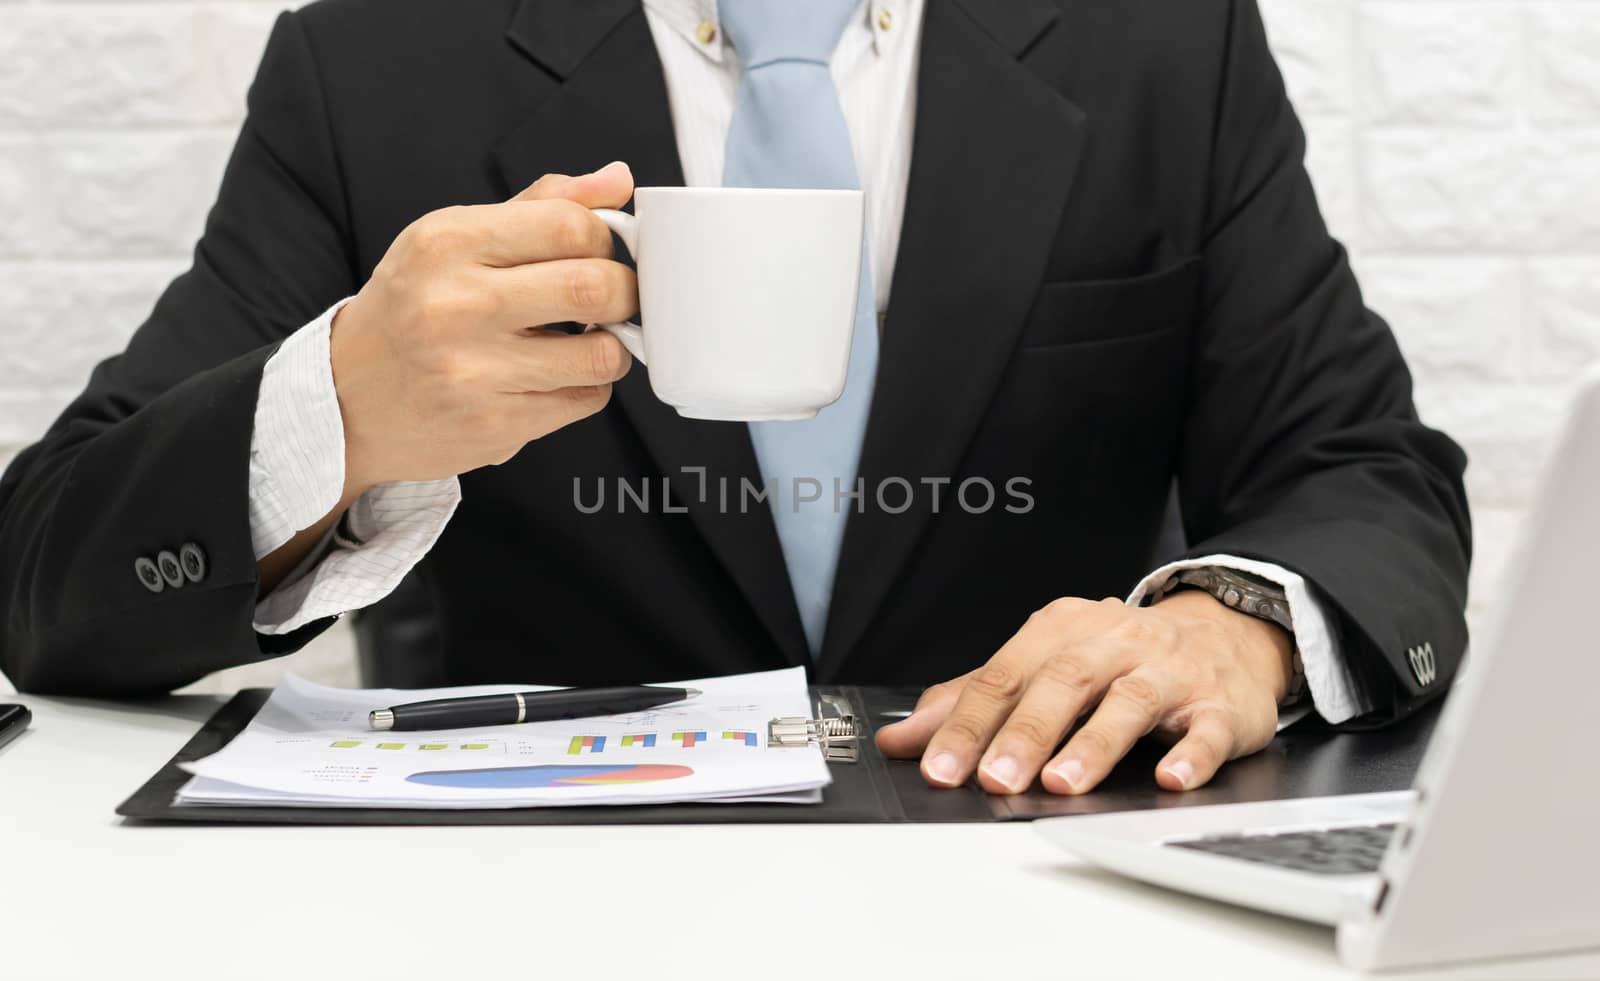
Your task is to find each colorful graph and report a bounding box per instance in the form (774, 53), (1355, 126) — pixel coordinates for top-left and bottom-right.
(722, 731), (759, 746)
(567, 735), (608, 755)
(329, 740), (496, 751)
(406, 764), (694, 789)
(621, 733), (656, 748)
(672, 731), (708, 747)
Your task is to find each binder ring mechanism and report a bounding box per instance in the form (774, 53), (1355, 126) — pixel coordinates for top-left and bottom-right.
(767, 692), (861, 763)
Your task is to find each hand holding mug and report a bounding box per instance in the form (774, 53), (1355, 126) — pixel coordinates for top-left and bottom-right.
(329, 162), (640, 497)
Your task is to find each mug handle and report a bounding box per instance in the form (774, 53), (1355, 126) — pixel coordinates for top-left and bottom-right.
(589, 208), (645, 364)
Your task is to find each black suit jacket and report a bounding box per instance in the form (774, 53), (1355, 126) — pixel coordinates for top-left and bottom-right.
(0, 0), (1471, 721)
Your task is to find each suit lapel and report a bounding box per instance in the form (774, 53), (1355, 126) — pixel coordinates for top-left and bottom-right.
(492, 0), (812, 667)
(818, 0), (1089, 676)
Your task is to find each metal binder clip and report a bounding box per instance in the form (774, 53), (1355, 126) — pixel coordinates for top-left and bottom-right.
(769, 690), (861, 763)
(767, 716), (860, 763)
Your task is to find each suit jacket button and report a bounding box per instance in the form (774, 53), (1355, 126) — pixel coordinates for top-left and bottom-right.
(179, 542), (207, 583)
(134, 557), (164, 594)
(156, 550), (186, 589)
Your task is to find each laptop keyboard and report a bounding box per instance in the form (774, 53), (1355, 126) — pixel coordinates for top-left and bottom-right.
(1167, 822), (1400, 875)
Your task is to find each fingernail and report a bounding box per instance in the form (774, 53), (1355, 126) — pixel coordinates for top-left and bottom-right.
(1052, 758), (1086, 792)
(982, 755), (1022, 792)
(1164, 759), (1196, 790)
(597, 160), (630, 176)
(925, 752), (961, 786)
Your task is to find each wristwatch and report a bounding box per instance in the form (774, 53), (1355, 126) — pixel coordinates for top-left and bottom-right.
(1156, 566), (1306, 707)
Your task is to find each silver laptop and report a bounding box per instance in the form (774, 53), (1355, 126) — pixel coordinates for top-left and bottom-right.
(1036, 369), (1600, 972)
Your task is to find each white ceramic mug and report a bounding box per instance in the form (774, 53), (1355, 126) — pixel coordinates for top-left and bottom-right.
(591, 187), (865, 422)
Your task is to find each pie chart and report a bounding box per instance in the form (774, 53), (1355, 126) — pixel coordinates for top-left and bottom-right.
(406, 763), (694, 789)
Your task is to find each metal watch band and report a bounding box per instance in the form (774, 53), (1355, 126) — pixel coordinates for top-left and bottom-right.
(1160, 567), (1292, 632)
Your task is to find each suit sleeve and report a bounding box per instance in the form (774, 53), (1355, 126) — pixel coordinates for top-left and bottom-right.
(1169, 0), (1473, 724)
(0, 12), (357, 695)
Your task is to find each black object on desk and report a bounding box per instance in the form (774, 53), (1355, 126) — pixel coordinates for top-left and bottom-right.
(0, 703), (31, 751)
(369, 685), (699, 731)
(117, 687), (1440, 825)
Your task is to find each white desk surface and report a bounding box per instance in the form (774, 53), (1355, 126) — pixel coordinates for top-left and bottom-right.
(3, 692), (1597, 981)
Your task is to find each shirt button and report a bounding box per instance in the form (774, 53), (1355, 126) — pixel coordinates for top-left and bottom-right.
(877, 9), (893, 31)
(134, 557), (164, 594)
(695, 20), (716, 45)
(179, 542), (208, 583)
(156, 550), (186, 589)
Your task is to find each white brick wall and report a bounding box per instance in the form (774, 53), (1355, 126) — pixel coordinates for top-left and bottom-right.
(1, 0), (1597, 693)
(1281, 0), (1600, 644)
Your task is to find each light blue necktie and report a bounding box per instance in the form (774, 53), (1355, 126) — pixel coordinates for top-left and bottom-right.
(721, 0), (879, 658)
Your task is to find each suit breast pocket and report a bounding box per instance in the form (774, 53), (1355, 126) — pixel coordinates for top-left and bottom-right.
(1018, 256), (1203, 350)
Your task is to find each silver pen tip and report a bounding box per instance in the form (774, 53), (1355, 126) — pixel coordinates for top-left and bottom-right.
(369, 709), (394, 731)
(682, 688), (702, 699)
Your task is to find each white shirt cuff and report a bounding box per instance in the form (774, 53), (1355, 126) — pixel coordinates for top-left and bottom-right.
(248, 298), (352, 561)
(1127, 554), (1373, 726)
(252, 479), (459, 633)
(247, 298), (461, 634)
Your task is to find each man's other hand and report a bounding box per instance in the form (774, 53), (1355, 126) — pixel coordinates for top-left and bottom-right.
(875, 590), (1295, 795)
(330, 162), (640, 499)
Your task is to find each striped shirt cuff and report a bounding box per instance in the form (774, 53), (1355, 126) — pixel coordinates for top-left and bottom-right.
(253, 478), (459, 634)
(247, 298), (351, 562)
(248, 298), (461, 634)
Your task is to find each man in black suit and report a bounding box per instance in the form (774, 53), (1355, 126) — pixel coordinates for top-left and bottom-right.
(0, 0), (1470, 797)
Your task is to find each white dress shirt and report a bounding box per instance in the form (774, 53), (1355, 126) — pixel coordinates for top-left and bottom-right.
(246, 0), (1371, 723)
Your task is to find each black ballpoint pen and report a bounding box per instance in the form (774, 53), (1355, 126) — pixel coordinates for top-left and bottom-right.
(367, 685), (701, 731)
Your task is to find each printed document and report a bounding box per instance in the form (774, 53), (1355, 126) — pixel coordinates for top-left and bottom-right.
(176, 667), (830, 808)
